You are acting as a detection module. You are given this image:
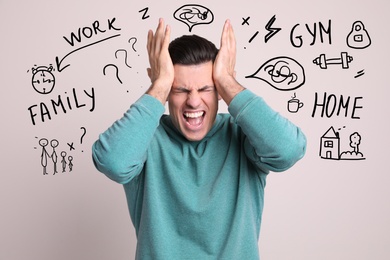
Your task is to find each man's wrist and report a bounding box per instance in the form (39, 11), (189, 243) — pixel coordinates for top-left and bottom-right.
(146, 80), (172, 105)
(216, 77), (245, 105)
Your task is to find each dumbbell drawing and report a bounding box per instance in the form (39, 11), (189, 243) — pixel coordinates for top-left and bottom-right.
(313, 52), (353, 69)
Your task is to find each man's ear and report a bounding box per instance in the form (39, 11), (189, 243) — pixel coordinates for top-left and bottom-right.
(233, 71), (237, 78)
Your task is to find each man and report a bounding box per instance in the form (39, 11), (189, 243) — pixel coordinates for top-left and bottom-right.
(92, 18), (306, 259)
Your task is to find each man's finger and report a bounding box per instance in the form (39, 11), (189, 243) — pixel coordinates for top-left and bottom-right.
(161, 25), (171, 51)
(147, 29), (153, 55)
(220, 19), (229, 48)
(228, 21), (236, 52)
(154, 18), (165, 55)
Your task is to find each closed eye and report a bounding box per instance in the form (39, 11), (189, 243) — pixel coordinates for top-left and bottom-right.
(171, 86), (215, 94)
(172, 87), (191, 94)
(198, 86), (214, 92)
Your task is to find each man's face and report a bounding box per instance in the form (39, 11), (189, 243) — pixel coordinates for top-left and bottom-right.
(168, 61), (220, 141)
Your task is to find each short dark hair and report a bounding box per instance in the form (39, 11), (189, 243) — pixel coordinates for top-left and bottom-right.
(169, 35), (218, 65)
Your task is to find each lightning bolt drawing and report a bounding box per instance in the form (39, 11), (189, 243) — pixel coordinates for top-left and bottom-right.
(264, 15), (281, 43)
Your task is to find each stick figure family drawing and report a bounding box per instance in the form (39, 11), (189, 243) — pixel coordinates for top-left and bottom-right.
(39, 138), (73, 175)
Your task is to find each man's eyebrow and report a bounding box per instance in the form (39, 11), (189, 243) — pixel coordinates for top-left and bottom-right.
(171, 85), (215, 92)
(198, 85), (214, 91)
(172, 86), (190, 92)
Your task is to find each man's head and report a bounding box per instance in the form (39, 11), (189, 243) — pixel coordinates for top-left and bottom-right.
(167, 35), (220, 141)
(168, 35), (218, 65)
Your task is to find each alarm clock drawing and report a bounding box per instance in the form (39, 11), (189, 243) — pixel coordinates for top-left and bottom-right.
(31, 65), (56, 94)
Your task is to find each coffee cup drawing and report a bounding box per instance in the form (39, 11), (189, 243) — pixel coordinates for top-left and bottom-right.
(288, 93), (304, 113)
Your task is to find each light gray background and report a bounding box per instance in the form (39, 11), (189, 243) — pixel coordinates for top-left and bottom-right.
(1, 0), (389, 259)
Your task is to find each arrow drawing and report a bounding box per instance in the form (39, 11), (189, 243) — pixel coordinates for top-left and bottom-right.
(55, 34), (121, 72)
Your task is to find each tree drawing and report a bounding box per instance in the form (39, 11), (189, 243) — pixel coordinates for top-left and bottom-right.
(350, 132), (361, 153)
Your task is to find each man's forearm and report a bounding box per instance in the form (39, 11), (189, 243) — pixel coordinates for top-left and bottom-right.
(229, 89), (307, 172)
(215, 76), (245, 106)
(92, 94), (165, 183)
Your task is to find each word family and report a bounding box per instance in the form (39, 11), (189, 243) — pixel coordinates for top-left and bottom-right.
(28, 87), (95, 125)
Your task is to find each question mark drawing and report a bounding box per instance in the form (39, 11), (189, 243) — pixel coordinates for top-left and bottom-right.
(115, 49), (132, 68)
(103, 64), (123, 84)
(128, 37), (138, 52)
(80, 127), (86, 144)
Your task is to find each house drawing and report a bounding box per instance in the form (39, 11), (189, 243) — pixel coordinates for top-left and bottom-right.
(320, 126), (340, 160)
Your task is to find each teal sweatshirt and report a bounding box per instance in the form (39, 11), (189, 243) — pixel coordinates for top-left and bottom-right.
(92, 89), (306, 260)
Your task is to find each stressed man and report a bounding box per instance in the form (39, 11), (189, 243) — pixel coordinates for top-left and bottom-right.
(92, 18), (306, 259)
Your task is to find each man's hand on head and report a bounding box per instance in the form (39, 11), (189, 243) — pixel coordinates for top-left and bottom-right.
(213, 20), (245, 105)
(146, 18), (174, 105)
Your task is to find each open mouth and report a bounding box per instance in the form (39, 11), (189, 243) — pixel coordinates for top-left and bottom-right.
(183, 111), (205, 127)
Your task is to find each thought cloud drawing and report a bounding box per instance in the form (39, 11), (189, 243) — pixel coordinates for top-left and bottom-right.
(173, 4), (214, 32)
(246, 56), (305, 91)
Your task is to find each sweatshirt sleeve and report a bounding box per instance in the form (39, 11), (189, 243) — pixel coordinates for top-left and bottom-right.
(228, 89), (306, 172)
(92, 94), (165, 184)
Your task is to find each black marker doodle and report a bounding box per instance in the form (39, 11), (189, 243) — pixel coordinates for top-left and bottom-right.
(347, 21), (371, 49)
(287, 93), (304, 113)
(340, 132), (365, 160)
(313, 52), (353, 69)
(57, 18), (121, 72)
(39, 138), (50, 175)
(115, 49), (132, 68)
(264, 15), (281, 43)
(128, 37), (138, 52)
(37, 138), (72, 175)
(63, 18), (121, 47)
(320, 127), (365, 160)
(242, 16), (250, 26)
(28, 87), (96, 125)
(51, 139), (59, 175)
(31, 65), (56, 94)
(246, 56), (305, 91)
(139, 7), (150, 20)
(67, 142), (75, 151)
(68, 156), (74, 172)
(290, 20), (332, 48)
(57, 34), (121, 72)
(311, 92), (363, 119)
(249, 31), (259, 43)
(355, 69), (365, 78)
(173, 4), (214, 32)
(103, 64), (123, 84)
(320, 127), (340, 160)
(61, 151), (67, 173)
(80, 127), (86, 144)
